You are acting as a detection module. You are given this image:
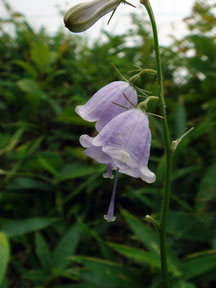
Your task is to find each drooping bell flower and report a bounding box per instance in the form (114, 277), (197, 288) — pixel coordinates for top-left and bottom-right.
(92, 108), (156, 183)
(64, 0), (122, 33)
(75, 81), (138, 131)
(79, 108), (155, 221)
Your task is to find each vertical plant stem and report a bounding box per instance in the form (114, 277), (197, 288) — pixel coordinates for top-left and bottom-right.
(140, 1), (173, 287)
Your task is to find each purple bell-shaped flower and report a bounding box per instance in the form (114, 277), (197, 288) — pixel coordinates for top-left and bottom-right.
(75, 81), (137, 131)
(92, 108), (156, 183)
(79, 108), (155, 222)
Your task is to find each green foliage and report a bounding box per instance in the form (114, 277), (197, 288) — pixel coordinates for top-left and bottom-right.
(1, 218), (57, 238)
(0, 0), (215, 287)
(182, 252), (216, 280)
(52, 222), (81, 271)
(0, 233), (10, 285)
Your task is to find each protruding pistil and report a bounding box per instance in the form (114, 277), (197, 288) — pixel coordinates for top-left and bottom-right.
(104, 169), (119, 222)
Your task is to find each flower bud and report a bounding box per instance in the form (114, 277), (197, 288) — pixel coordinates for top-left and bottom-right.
(64, 0), (122, 33)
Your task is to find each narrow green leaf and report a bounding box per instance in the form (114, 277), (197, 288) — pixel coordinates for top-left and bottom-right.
(167, 211), (212, 241)
(38, 157), (60, 178)
(121, 209), (182, 276)
(109, 242), (161, 268)
(12, 59), (38, 78)
(172, 166), (200, 181)
(22, 268), (49, 282)
(56, 285), (95, 288)
(195, 163), (216, 214)
(182, 252), (216, 280)
(0, 232), (10, 285)
(1, 218), (57, 238)
(16, 79), (47, 107)
(172, 280), (196, 288)
(30, 42), (51, 71)
(80, 222), (116, 261)
(70, 256), (142, 288)
(0, 128), (24, 156)
(121, 208), (160, 253)
(52, 222), (81, 271)
(93, 233), (116, 262)
(27, 137), (43, 155)
(16, 79), (45, 97)
(175, 102), (186, 137)
(6, 177), (49, 191)
(59, 164), (97, 181)
(35, 233), (52, 270)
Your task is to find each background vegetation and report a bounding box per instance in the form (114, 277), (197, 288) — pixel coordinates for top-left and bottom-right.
(0, 0), (216, 287)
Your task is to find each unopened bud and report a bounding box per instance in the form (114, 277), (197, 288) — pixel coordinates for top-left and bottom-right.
(64, 0), (122, 33)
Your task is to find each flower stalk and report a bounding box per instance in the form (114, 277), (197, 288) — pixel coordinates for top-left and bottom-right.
(140, 0), (173, 287)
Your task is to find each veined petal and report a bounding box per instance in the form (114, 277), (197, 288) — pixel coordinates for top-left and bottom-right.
(95, 82), (138, 131)
(93, 109), (146, 148)
(84, 146), (112, 164)
(102, 147), (137, 168)
(118, 165), (155, 183)
(118, 166), (141, 178)
(80, 134), (94, 148)
(75, 81), (137, 131)
(80, 134), (113, 164)
(93, 108), (155, 183)
(140, 166), (156, 183)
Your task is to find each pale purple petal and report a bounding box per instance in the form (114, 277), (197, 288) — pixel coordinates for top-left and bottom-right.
(75, 81), (138, 131)
(93, 109), (155, 183)
(140, 166), (156, 183)
(84, 146), (112, 164)
(80, 134), (112, 164)
(80, 134), (94, 148)
(117, 165), (155, 183)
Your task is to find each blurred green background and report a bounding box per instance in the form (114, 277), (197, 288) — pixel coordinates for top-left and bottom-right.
(0, 0), (216, 287)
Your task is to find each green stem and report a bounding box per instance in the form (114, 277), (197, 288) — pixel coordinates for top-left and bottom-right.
(140, 1), (173, 287)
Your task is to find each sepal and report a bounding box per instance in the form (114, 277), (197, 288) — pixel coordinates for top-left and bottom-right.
(171, 127), (194, 152)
